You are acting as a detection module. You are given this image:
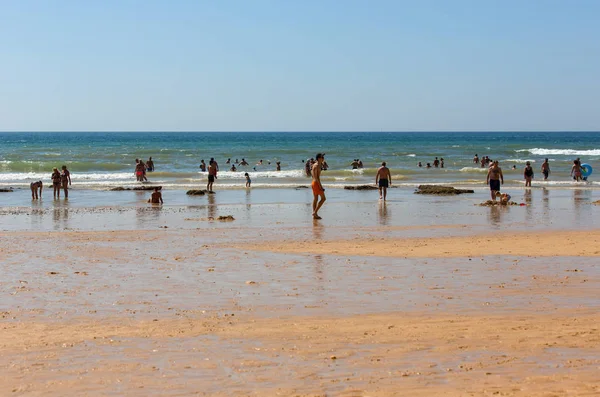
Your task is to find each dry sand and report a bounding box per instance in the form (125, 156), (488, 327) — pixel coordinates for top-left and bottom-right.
(1, 228), (599, 396)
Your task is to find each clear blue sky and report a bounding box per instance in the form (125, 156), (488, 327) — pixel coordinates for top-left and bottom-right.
(1, 0), (599, 131)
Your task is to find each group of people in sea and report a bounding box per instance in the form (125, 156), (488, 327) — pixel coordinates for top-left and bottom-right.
(30, 165), (71, 200)
(134, 157), (154, 182)
(350, 159), (364, 169)
(485, 156), (590, 204)
(198, 157), (253, 192)
(473, 154), (492, 168)
(24, 153), (592, 211)
(417, 157), (445, 169)
(200, 158), (282, 174)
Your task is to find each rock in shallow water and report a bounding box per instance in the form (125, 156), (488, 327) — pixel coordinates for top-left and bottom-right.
(414, 185), (474, 195)
(110, 186), (162, 191)
(344, 185), (378, 190)
(186, 190), (206, 195)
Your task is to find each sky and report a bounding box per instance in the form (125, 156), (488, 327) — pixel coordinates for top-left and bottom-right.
(1, 0), (599, 132)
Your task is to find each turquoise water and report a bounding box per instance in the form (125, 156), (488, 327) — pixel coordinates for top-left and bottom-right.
(1, 131), (600, 189)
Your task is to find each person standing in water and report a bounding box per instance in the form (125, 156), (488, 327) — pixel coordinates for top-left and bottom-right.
(486, 161), (504, 201)
(146, 157), (154, 172)
(571, 160), (583, 181)
(311, 153), (326, 219)
(541, 158), (550, 180)
(207, 160), (217, 192)
(375, 162), (392, 201)
(61, 165), (71, 198)
(524, 161), (534, 187)
(51, 168), (61, 198)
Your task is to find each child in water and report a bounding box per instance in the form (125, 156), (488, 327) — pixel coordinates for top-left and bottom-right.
(524, 161), (534, 187)
(245, 172), (251, 188)
(148, 187), (163, 204)
(495, 191), (512, 205)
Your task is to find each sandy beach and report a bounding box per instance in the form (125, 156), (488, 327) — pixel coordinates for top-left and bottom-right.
(1, 217), (599, 396)
(3, 0), (600, 393)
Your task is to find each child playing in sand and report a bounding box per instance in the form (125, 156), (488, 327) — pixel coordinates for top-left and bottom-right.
(245, 172), (251, 188)
(496, 191), (512, 205)
(148, 187), (163, 204)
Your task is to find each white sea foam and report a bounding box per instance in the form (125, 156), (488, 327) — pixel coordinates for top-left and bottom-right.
(531, 180), (600, 186)
(503, 159), (536, 163)
(406, 154), (416, 157)
(207, 169), (305, 179)
(459, 167), (488, 173)
(0, 172), (137, 182)
(516, 148), (600, 156)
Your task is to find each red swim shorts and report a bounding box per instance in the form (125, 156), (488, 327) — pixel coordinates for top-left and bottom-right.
(312, 180), (324, 195)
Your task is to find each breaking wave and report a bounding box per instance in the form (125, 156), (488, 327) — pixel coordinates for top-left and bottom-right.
(516, 148), (600, 156)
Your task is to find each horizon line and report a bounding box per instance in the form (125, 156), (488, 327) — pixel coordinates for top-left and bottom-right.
(2, 130), (600, 133)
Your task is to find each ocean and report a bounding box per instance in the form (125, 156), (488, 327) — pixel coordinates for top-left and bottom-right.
(1, 131), (599, 190)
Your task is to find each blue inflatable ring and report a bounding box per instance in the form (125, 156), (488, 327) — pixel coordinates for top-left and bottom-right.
(581, 163), (593, 178)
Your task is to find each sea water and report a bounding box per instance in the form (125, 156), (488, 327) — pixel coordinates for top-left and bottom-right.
(1, 131), (599, 190)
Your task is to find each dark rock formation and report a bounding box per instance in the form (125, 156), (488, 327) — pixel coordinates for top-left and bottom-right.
(415, 185), (474, 195)
(110, 186), (162, 191)
(344, 185), (378, 190)
(186, 190), (206, 195)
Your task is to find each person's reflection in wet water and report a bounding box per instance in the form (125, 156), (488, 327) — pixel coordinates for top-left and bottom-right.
(52, 200), (70, 230)
(312, 220), (324, 240)
(572, 189), (593, 226)
(487, 205), (503, 227)
(245, 188), (251, 212)
(573, 188), (590, 209)
(377, 201), (391, 226)
(311, 223), (326, 296)
(207, 193), (216, 219)
(524, 189), (533, 222)
(314, 254), (325, 287)
(542, 188), (550, 216)
(134, 203), (163, 229)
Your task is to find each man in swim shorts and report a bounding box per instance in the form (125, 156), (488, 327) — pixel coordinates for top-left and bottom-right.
(541, 158), (550, 180)
(375, 161), (392, 201)
(311, 153), (326, 219)
(207, 160), (217, 192)
(486, 161), (504, 200)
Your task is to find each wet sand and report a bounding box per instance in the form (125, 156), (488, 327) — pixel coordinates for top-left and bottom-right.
(1, 224), (599, 396)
